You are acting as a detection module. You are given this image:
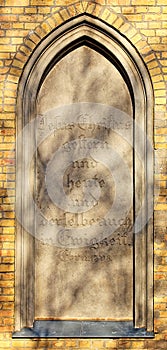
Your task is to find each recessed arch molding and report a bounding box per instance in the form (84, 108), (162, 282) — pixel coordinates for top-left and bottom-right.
(14, 14), (154, 338)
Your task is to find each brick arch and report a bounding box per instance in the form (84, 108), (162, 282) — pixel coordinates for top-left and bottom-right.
(2, 1), (165, 112)
(15, 9), (155, 335)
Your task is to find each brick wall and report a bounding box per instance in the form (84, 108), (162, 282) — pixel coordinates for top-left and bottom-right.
(0, 0), (167, 349)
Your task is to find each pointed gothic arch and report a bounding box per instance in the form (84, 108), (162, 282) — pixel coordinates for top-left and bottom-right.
(14, 14), (154, 338)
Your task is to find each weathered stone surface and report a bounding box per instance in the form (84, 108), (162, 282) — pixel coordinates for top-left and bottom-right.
(35, 46), (133, 320)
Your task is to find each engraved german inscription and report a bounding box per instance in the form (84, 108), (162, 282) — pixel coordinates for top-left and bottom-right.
(34, 46), (133, 320)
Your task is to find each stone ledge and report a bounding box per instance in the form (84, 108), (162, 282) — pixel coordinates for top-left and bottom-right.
(13, 321), (154, 338)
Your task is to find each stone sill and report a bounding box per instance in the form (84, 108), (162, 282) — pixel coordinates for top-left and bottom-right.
(13, 321), (154, 338)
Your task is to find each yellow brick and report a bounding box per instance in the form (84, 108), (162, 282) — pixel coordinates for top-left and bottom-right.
(136, 40), (147, 50)
(19, 14), (43, 22)
(92, 340), (104, 347)
(65, 340), (77, 347)
(3, 318), (14, 326)
(122, 7), (135, 14)
(4, 190), (15, 198)
(25, 8), (37, 14)
(155, 90), (166, 97)
(20, 45), (32, 56)
(52, 13), (63, 26)
(131, 33), (142, 44)
(147, 60), (159, 69)
(135, 6), (148, 12)
(0, 265), (14, 272)
(0, 67), (9, 75)
(86, 3), (96, 14)
(159, 311), (167, 317)
(124, 28), (137, 41)
(81, 1), (88, 12)
(56, 0), (75, 4)
(13, 23), (24, 29)
(34, 339), (51, 349)
(132, 0), (155, 3)
(150, 67), (161, 76)
(135, 22), (147, 29)
(0, 38), (10, 44)
(112, 0), (130, 4)
(120, 22), (131, 33)
(154, 272), (166, 279)
(107, 13), (117, 25)
(0, 53), (10, 59)
(6, 0), (29, 5)
(141, 29), (155, 36)
(160, 37), (167, 43)
(157, 0), (167, 3)
(155, 142), (167, 148)
(3, 212), (15, 219)
(0, 250), (14, 257)
(1, 113), (15, 121)
(31, 0), (53, 4)
(79, 340), (91, 347)
(101, 9), (111, 20)
(51, 340), (65, 347)
(11, 38), (23, 45)
(60, 9), (70, 21)
(0, 143), (13, 151)
(12, 340), (25, 347)
(38, 7), (51, 14)
(106, 339), (118, 348)
(140, 45), (152, 55)
(152, 75), (162, 83)
(125, 14), (143, 21)
(163, 5), (167, 12)
(0, 45), (16, 53)
(4, 91), (16, 100)
(24, 39), (36, 51)
(74, 3), (84, 14)
(148, 6), (161, 13)
(0, 340), (11, 347)
(155, 296), (167, 303)
(155, 97), (166, 105)
(3, 164), (15, 172)
(144, 14), (159, 21)
(25, 23), (37, 30)
(113, 17), (124, 29)
(149, 21), (161, 29)
(160, 59), (167, 66)
(0, 218), (15, 226)
(2, 287), (14, 294)
(47, 17), (56, 29)
(15, 52), (27, 63)
(155, 264), (167, 271)
(12, 59), (24, 69)
(0, 15), (18, 24)
(12, 7), (24, 14)
(148, 38), (161, 45)
(156, 29), (167, 36)
(6, 29), (28, 37)
(4, 98), (15, 105)
(144, 52), (156, 63)
(26, 340), (49, 347)
(155, 136), (166, 142)
(131, 341), (145, 348)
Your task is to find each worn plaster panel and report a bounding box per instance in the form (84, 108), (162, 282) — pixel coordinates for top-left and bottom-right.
(35, 46), (133, 320)
(37, 46), (132, 116)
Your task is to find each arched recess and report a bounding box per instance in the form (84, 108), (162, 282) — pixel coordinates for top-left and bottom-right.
(14, 14), (154, 338)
